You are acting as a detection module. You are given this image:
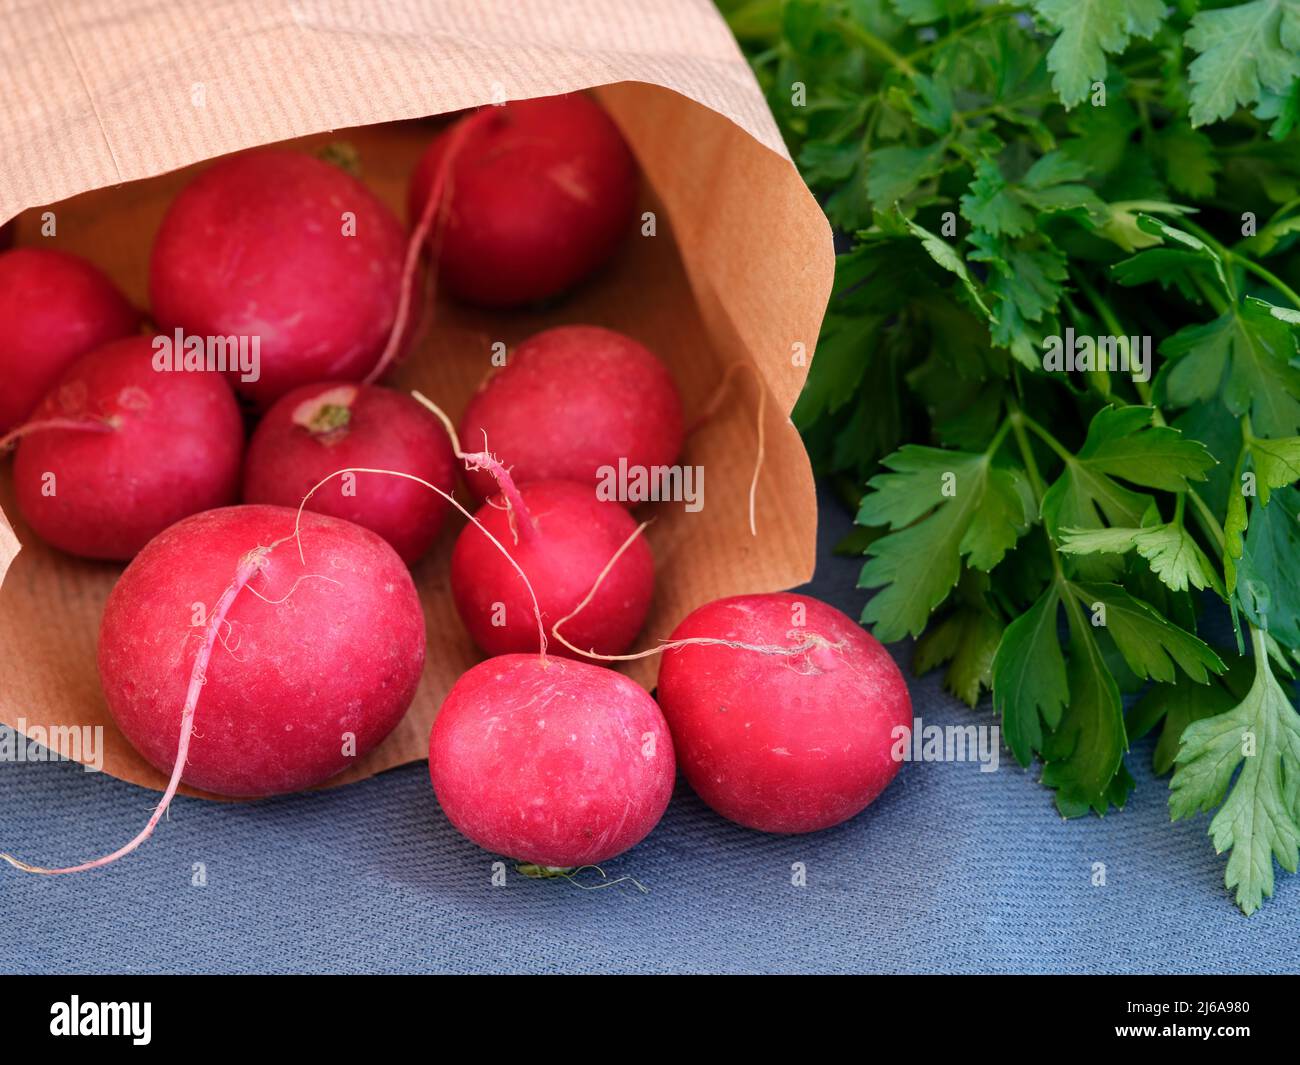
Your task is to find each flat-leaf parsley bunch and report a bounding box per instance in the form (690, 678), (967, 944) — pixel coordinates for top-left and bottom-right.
(722, 0), (1300, 913)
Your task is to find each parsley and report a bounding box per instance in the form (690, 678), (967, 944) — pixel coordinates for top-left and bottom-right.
(724, 0), (1300, 912)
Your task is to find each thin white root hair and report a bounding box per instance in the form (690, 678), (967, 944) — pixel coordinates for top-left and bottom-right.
(686, 363), (767, 538)
(1, 546), (272, 875)
(0, 417), (117, 455)
(410, 389), (463, 457)
(243, 572), (342, 606)
(409, 390), (537, 546)
(365, 109), (492, 385)
(550, 520), (839, 664)
(292, 466), (547, 656)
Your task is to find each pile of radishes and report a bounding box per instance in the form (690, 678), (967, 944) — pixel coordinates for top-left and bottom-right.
(0, 93), (910, 878)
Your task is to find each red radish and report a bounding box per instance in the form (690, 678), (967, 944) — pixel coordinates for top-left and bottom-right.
(4, 473), (530, 877)
(93, 504), (426, 799)
(149, 150), (412, 408)
(459, 325), (683, 503)
(409, 93), (638, 307)
(429, 654), (674, 867)
(11, 335), (243, 560)
(242, 382), (456, 564)
(655, 593), (912, 834)
(0, 248), (140, 433)
(451, 479), (653, 658)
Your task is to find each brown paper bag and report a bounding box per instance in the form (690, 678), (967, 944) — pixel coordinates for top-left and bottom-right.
(0, 0), (833, 795)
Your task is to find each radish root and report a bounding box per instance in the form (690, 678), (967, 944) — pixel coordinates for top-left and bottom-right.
(688, 363), (767, 537)
(1, 545), (273, 875)
(410, 389), (538, 544)
(516, 862), (649, 893)
(0, 417), (117, 455)
(292, 465), (547, 655)
(365, 108), (495, 385)
(551, 519), (841, 665)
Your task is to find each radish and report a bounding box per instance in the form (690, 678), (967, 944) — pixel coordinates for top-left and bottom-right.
(458, 325), (683, 504)
(451, 478), (654, 658)
(149, 150), (411, 408)
(428, 654), (675, 868)
(242, 382), (456, 564)
(10, 335), (243, 560)
(4, 473), (514, 876)
(409, 93), (638, 308)
(95, 503), (425, 800)
(0, 248), (140, 433)
(655, 593), (912, 834)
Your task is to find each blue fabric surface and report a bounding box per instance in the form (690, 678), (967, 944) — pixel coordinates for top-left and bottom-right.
(2, 485), (1296, 974)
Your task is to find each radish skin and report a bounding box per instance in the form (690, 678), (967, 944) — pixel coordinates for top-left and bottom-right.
(409, 93), (638, 307)
(150, 150), (412, 408)
(656, 593), (912, 834)
(429, 654), (675, 867)
(13, 336), (244, 560)
(98, 505), (426, 797)
(242, 382), (456, 564)
(459, 325), (683, 504)
(451, 479), (654, 658)
(0, 248), (140, 433)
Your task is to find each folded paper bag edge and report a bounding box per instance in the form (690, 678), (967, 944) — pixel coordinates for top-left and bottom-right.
(0, 0), (791, 226)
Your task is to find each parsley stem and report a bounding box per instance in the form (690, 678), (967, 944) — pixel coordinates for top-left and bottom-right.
(1187, 487), (1226, 553)
(1189, 208), (1300, 306)
(1006, 407), (1046, 504)
(1008, 402), (1068, 583)
(1016, 411), (1075, 467)
(1006, 399), (1073, 583)
(1178, 217), (1233, 261)
(1178, 220), (1239, 305)
(904, 7), (1023, 63)
(1234, 257), (1300, 309)
(985, 415), (1014, 458)
(1190, 270), (1231, 315)
(1071, 269), (1123, 338)
(1132, 376), (1155, 409)
(834, 18), (918, 78)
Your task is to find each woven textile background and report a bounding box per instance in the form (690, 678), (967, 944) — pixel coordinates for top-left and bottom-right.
(2, 486), (1295, 974)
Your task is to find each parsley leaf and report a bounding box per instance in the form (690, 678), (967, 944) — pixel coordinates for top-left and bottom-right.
(1171, 629), (1300, 914)
(1070, 581), (1225, 684)
(1159, 301), (1300, 438)
(992, 586), (1069, 766)
(858, 446), (1033, 641)
(1184, 0), (1300, 127)
(913, 573), (1005, 706)
(1237, 487), (1300, 647)
(1033, 0), (1166, 108)
(1129, 671), (1243, 776)
(961, 157), (1035, 237)
(1041, 406), (1215, 539)
(1039, 594), (1129, 815)
(1059, 521), (1223, 594)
